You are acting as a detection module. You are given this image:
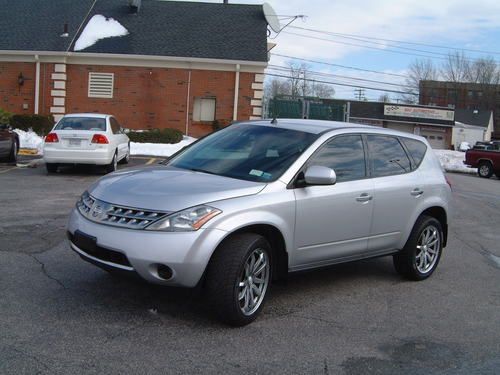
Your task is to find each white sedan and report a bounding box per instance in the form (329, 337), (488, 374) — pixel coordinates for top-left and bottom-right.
(43, 113), (130, 174)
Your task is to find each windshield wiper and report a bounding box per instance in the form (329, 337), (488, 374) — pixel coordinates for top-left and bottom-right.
(187, 168), (219, 176)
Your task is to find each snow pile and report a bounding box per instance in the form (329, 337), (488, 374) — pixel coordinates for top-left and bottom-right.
(74, 15), (128, 51)
(433, 150), (477, 174)
(130, 136), (197, 157)
(13, 129), (44, 154)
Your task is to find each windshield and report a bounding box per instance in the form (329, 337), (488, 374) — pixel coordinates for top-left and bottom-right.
(55, 117), (106, 131)
(168, 124), (318, 182)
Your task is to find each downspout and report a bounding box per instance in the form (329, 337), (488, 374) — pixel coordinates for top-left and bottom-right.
(185, 69), (192, 136)
(34, 55), (40, 114)
(233, 64), (240, 121)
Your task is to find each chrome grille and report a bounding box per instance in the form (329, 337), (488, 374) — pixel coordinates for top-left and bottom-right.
(77, 192), (169, 229)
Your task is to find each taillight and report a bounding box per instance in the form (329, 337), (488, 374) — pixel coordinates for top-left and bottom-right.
(91, 134), (109, 144)
(45, 133), (59, 143)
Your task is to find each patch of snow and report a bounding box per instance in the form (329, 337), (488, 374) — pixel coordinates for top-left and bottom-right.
(74, 15), (128, 51)
(433, 150), (477, 174)
(13, 129), (44, 154)
(130, 136), (197, 157)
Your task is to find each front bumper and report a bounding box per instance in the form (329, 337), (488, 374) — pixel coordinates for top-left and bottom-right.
(43, 147), (114, 165)
(67, 208), (227, 287)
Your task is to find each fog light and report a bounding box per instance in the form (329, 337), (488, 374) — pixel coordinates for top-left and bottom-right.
(157, 264), (173, 280)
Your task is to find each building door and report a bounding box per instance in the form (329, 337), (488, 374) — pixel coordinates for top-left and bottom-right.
(420, 129), (446, 149)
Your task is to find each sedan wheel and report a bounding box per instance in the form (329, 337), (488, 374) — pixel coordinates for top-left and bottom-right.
(8, 141), (18, 163)
(206, 233), (272, 326)
(106, 153), (117, 174)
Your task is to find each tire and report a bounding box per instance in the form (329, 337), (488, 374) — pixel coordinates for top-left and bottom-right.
(106, 152), (118, 174)
(46, 163), (58, 173)
(393, 215), (443, 281)
(478, 161), (493, 178)
(119, 145), (130, 165)
(7, 141), (18, 163)
(205, 233), (272, 326)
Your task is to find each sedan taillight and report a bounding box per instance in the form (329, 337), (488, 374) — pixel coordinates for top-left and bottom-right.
(45, 133), (59, 143)
(91, 134), (109, 144)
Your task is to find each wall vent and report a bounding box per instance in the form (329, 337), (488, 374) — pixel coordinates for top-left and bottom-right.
(88, 72), (114, 98)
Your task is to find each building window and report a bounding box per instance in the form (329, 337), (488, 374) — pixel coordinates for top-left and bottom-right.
(478, 91), (483, 97)
(193, 97), (216, 122)
(467, 90), (474, 97)
(88, 72), (114, 98)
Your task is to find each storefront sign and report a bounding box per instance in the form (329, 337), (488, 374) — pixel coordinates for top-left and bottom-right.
(384, 105), (454, 121)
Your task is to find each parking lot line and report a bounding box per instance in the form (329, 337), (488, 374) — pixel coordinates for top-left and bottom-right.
(145, 158), (157, 165)
(0, 166), (17, 174)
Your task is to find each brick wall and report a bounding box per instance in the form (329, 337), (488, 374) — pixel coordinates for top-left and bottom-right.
(0, 62), (36, 114)
(65, 64), (256, 137)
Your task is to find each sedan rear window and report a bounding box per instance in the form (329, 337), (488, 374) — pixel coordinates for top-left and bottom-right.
(169, 125), (318, 182)
(55, 117), (106, 131)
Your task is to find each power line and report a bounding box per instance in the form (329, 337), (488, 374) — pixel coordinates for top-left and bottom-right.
(289, 26), (500, 56)
(265, 72), (417, 96)
(266, 64), (413, 89)
(283, 31), (479, 62)
(271, 53), (408, 78)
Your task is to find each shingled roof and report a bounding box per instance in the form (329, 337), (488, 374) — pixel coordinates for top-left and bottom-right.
(0, 0), (269, 62)
(454, 109), (493, 128)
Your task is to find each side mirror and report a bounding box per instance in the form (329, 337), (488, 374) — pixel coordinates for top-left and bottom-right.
(304, 165), (337, 186)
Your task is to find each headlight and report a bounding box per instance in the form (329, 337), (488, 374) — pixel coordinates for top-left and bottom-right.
(145, 205), (221, 232)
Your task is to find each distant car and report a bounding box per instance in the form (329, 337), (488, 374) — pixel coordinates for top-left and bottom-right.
(458, 141), (471, 152)
(68, 119), (451, 326)
(43, 114), (130, 173)
(0, 124), (19, 163)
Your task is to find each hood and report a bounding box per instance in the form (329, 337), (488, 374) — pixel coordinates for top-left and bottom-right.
(87, 166), (266, 212)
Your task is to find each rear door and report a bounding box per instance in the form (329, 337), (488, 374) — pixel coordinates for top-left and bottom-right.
(109, 117), (128, 159)
(292, 134), (374, 268)
(365, 135), (422, 252)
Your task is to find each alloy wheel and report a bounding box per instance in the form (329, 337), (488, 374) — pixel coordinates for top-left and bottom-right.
(415, 225), (441, 274)
(237, 248), (270, 316)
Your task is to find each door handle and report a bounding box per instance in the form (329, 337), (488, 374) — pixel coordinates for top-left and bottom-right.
(411, 188), (424, 197)
(356, 193), (373, 202)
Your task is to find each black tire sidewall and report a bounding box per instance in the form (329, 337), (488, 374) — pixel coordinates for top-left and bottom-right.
(396, 216), (443, 281)
(478, 162), (493, 178)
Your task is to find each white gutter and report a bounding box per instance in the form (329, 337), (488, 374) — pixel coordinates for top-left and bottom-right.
(233, 64), (240, 121)
(34, 55), (40, 114)
(185, 70), (192, 136)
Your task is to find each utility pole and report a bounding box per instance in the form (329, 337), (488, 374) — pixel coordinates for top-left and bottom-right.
(354, 88), (365, 101)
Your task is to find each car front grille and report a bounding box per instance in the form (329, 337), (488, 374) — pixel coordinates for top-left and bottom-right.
(77, 191), (169, 229)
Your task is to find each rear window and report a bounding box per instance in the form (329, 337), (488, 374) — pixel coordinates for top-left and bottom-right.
(401, 138), (427, 170)
(367, 135), (411, 177)
(55, 117), (106, 131)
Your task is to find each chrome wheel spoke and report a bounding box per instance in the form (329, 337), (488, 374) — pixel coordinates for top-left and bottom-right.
(237, 248), (270, 316)
(415, 225), (441, 274)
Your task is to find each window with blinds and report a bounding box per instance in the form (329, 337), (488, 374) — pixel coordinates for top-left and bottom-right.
(88, 72), (114, 98)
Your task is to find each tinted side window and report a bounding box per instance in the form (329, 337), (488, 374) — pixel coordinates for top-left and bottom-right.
(110, 118), (120, 134)
(401, 138), (427, 170)
(309, 135), (366, 182)
(367, 135), (411, 177)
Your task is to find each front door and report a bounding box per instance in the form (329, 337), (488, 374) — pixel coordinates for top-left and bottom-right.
(292, 135), (374, 269)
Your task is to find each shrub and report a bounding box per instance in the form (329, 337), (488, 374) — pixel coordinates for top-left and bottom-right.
(127, 128), (184, 144)
(10, 114), (55, 135)
(0, 108), (12, 124)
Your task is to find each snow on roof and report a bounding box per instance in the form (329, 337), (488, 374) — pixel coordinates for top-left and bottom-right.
(74, 14), (128, 51)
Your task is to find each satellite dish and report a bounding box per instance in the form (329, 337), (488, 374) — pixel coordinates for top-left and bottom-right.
(263, 3), (281, 33)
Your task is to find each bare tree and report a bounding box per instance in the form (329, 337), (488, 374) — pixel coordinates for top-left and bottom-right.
(312, 82), (335, 98)
(399, 58), (439, 103)
(441, 51), (471, 83)
(264, 77), (291, 99)
(468, 57), (500, 85)
(378, 93), (391, 102)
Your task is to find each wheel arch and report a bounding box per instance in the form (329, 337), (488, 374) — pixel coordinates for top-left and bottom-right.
(419, 206), (448, 247)
(211, 224), (288, 282)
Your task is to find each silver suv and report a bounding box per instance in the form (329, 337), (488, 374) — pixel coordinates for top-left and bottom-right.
(68, 120), (451, 326)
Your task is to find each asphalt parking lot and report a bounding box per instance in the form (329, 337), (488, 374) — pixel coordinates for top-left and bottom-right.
(1, 159), (499, 374)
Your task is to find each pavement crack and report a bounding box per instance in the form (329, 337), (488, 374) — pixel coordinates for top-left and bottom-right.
(29, 254), (67, 289)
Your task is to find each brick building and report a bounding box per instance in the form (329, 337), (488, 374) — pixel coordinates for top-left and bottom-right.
(0, 0), (269, 137)
(419, 80), (500, 139)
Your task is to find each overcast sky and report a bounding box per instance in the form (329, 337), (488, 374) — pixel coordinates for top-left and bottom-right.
(175, 0), (500, 100)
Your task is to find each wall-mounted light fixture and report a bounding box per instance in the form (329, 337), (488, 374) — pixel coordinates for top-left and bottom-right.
(18, 73), (25, 86)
